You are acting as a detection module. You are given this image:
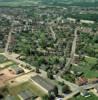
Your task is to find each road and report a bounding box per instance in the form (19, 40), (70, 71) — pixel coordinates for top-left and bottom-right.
(81, 83), (98, 90)
(5, 24), (13, 53)
(63, 83), (98, 100)
(70, 28), (78, 59)
(49, 26), (56, 40)
(58, 28), (78, 75)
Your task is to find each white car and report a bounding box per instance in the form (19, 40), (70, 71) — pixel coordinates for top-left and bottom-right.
(56, 98), (63, 100)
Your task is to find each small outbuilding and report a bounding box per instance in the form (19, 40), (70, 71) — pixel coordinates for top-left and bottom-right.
(10, 66), (24, 74)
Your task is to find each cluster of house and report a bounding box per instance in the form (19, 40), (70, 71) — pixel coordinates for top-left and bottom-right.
(75, 76), (88, 86)
(75, 76), (98, 86)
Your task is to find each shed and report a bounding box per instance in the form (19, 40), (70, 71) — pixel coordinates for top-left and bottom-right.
(12, 67), (24, 74)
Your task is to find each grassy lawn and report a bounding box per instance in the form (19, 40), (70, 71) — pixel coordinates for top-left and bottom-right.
(0, 49), (4, 53)
(83, 69), (98, 78)
(94, 44), (98, 49)
(10, 64), (19, 69)
(71, 56), (98, 78)
(84, 57), (97, 65)
(71, 64), (98, 78)
(70, 93), (98, 100)
(0, 61), (14, 69)
(0, 55), (9, 64)
(83, 57), (98, 78)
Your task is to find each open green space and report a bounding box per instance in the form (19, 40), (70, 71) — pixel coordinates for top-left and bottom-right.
(0, 49), (4, 53)
(66, 13), (98, 22)
(0, 55), (9, 64)
(74, 56), (98, 78)
(76, 32), (98, 58)
(84, 57), (97, 65)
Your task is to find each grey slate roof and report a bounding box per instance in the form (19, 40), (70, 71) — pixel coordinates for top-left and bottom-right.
(31, 75), (55, 92)
(19, 90), (35, 100)
(5, 96), (15, 100)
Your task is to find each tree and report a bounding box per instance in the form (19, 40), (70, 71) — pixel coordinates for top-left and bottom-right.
(47, 70), (54, 79)
(91, 60), (98, 70)
(62, 85), (71, 94)
(54, 86), (58, 96)
(48, 91), (55, 100)
(42, 95), (49, 100)
(93, 35), (98, 43)
(35, 67), (40, 73)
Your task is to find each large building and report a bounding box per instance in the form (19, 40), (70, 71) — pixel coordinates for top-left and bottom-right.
(67, 17), (76, 23)
(80, 20), (95, 24)
(31, 75), (56, 94)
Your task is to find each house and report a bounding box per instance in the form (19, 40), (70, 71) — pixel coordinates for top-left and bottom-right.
(31, 75), (56, 94)
(80, 20), (95, 24)
(75, 76), (88, 86)
(18, 90), (36, 100)
(80, 27), (92, 34)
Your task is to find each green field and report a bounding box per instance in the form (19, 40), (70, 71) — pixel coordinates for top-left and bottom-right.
(0, 55), (9, 64)
(0, 0), (40, 6)
(71, 56), (98, 78)
(78, 57), (98, 78)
